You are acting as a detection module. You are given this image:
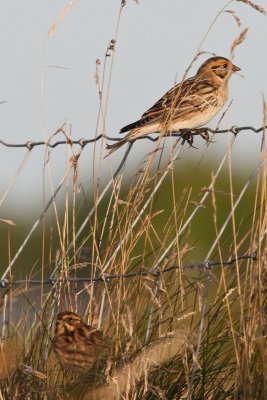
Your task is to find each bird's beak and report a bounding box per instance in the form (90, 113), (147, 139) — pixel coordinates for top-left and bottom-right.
(232, 64), (241, 72)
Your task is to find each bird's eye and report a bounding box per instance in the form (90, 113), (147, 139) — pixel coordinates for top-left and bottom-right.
(223, 63), (228, 68)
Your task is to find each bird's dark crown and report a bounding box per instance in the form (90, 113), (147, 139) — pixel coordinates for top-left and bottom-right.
(57, 311), (82, 323)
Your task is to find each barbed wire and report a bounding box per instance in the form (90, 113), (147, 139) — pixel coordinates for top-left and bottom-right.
(0, 125), (265, 150)
(0, 252), (257, 289)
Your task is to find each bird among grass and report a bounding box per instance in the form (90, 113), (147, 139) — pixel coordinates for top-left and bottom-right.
(53, 311), (108, 373)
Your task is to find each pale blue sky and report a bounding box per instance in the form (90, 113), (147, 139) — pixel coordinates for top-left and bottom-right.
(0, 0), (266, 214)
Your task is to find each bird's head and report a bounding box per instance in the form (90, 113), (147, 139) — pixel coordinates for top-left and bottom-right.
(55, 311), (82, 334)
(197, 56), (241, 83)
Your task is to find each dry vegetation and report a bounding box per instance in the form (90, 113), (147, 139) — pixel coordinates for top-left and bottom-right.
(0, 1), (267, 399)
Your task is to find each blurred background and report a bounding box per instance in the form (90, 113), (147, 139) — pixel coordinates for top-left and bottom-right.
(0, 0), (266, 276)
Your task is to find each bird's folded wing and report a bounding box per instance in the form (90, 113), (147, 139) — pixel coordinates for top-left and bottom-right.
(141, 78), (217, 125)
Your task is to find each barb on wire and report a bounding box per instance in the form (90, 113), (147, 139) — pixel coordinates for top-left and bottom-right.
(0, 126), (265, 150)
(0, 252), (257, 289)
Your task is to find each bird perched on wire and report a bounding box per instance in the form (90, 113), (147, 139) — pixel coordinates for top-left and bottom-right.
(106, 56), (240, 154)
(53, 311), (109, 373)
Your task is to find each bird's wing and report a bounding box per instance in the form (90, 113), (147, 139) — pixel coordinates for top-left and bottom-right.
(75, 326), (109, 356)
(141, 77), (217, 125)
(76, 326), (103, 344)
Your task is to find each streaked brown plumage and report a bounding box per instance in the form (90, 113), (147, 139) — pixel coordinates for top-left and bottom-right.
(106, 56), (240, 154)
(53, 311), (108, 372)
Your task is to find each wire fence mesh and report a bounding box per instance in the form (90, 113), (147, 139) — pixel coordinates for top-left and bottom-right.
(0, 125), (265, 149)
(0, 252), (258, 289)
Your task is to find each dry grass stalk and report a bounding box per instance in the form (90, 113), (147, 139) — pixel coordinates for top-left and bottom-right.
(225, 10), (242, 27)
(236, 0), (267, 15)
(230, 27), (248, 58)
(261, 96), (267, 151)
(0, 338), (19, 380)
(48, 0), (80, 38)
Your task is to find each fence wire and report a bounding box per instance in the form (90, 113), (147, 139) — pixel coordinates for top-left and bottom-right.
(0, 125), (265, 150)
(0, 252), (258, 289)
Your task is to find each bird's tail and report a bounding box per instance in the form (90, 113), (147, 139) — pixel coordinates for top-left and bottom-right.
(106, 130), (137, 156)
(106, 137), (130, 156)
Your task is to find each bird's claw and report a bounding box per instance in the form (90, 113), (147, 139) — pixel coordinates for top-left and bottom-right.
(181, 131), (198, 148)
(198, 129), (210, 143)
